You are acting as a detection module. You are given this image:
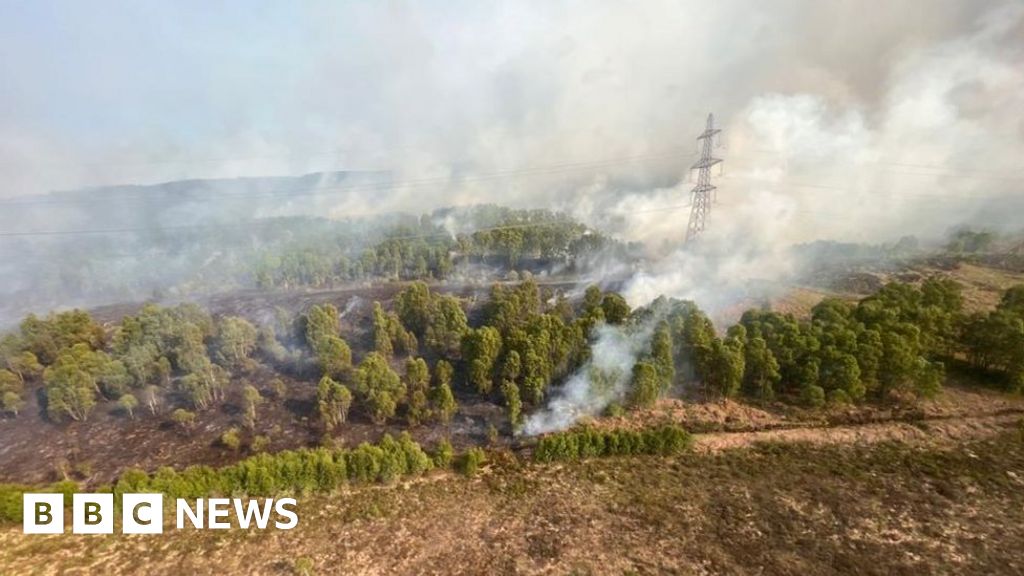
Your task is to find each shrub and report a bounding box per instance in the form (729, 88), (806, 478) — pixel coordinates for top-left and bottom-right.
(220, 427), (242, 451)
(533, 425), (692, 463)
(459, 448), (487, 477)
(827, 389), (851, 406)
(432, 439), (454, 469)
(800, 385), (826, 408)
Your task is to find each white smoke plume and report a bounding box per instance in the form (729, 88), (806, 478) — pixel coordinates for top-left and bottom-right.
(523, 321), (654, 436)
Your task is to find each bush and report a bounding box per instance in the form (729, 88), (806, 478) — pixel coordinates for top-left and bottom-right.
(459, 448), (487, 477)
(0, 480), (78, 524)
(432, 439), (454, 469)
(827, 389), (851, 406)
(800, 385), (826, 408)
(220, 427), (242, 451)
(533, 424), (692, 463)
(3, 435), (435, 524)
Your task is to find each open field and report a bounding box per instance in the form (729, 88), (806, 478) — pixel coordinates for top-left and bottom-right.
(2, 415), (1022, 575)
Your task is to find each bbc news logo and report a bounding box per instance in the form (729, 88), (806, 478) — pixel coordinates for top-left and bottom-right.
(23, 494), (298, 534)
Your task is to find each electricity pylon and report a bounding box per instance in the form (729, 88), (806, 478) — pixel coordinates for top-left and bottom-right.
(685, 113), (722, 244)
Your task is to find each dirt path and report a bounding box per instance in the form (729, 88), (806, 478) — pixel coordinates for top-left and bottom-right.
(693, 410), (1023, 452)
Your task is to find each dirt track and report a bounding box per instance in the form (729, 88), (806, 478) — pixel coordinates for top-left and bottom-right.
(693, 410), (1023, 452)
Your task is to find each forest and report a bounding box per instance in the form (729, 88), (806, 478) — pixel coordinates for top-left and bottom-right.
(0, 257), (1022, 538)
(1, 274), (1021, 456)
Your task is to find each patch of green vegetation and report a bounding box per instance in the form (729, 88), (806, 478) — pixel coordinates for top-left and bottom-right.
(533, 424), (692, 463)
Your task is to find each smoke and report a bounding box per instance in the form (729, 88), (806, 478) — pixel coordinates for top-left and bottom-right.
(1, 3), (1023, 387)
(523, 321), (654, 436)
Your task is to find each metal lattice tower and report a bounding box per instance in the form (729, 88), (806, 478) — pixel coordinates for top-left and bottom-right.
(685, 113), (722, 244)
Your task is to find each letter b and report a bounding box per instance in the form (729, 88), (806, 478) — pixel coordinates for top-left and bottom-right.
(23, 494), (64, 534)
(73, 494), (114, 534)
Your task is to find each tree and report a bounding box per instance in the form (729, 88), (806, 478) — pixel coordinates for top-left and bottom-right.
(316, 336), (353, 380)
(600, 293), (631, 325)
(118, 393), (139, 420)
(699, 337), (745, 400)
(316, 375), (353, 431)
(395, 282), (432, 335)
(180, 373), (213, 409)
(628, 361), (661, 408)
(461, 327), (502, 394)
(242, 385), (264, 429)
(650, 322), (675, 392)
(0, 370), (22, 409)
(6, 351), (42, 384)
(355, 353), (405, 424)
(1, 391), (25, 416)
(43, 362), (97, 422)
(304, 304), (340, 351)
(425, 296), (468, 356)
(215, 316), (258, 367)
(743, 335), (780, 401)
(502, 350), (522, 382)
(404, 358), (431, 426)
(500, 380), (522, 430)
(430, 360), (458, 425)
(142, 385), (161, 415)
(372, 302), (394, 357)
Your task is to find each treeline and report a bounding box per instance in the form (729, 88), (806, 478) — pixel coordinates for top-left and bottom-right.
(0, 303), (286, 424)
(961, 286), (1024, 391)
(253, 206), (631, 288)
(533, 424), (692, 462)
(0, 432), (439, 524)
(623, 278), (1023, 409)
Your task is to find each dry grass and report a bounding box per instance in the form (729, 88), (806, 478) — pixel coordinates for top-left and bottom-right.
(3, 415), (1024, 575)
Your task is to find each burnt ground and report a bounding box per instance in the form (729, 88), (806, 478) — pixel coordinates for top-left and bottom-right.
(2, 259), (1022, 487)
(2, 278), (593, 486)
(0, 360), (507, 485)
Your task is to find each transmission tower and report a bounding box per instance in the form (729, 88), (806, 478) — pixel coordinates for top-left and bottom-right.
(685, 113), (722, 244)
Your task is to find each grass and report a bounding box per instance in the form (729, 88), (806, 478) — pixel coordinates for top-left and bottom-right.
(2, 428), (1023, 574)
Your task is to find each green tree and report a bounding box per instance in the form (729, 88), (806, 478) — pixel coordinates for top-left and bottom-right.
(1, 391), (25, 416)
(43, 361), (97, 421)
(242, 384), (264, 429)
(743, 336), (780, 401)
(304, 304), (340, 351)
(404, 357), (431, 426)
(316, 375), (353, 431)
(215, 316), (258, 367)
(600, 293), (631, 325)
(425, 296), (469, 356)
(355, 353), (405, 424)
(395, 281), (432, 335)
(316, 336), (353, 380)
(628, 360), (661, 408)
(699, 337), (745, 400)
(500, 380), (522, 430)
(118, 393), (139, 419)
(650, 322), (675, 392)
(430, 360), (458, 425)
(462, 327), (502, 394)
(220, 427), (242, 451)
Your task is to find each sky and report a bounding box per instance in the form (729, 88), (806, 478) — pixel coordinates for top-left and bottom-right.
(0, 0), (1022, 244)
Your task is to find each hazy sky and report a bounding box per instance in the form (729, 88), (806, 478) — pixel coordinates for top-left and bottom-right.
(1, 0), (1021, 239)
